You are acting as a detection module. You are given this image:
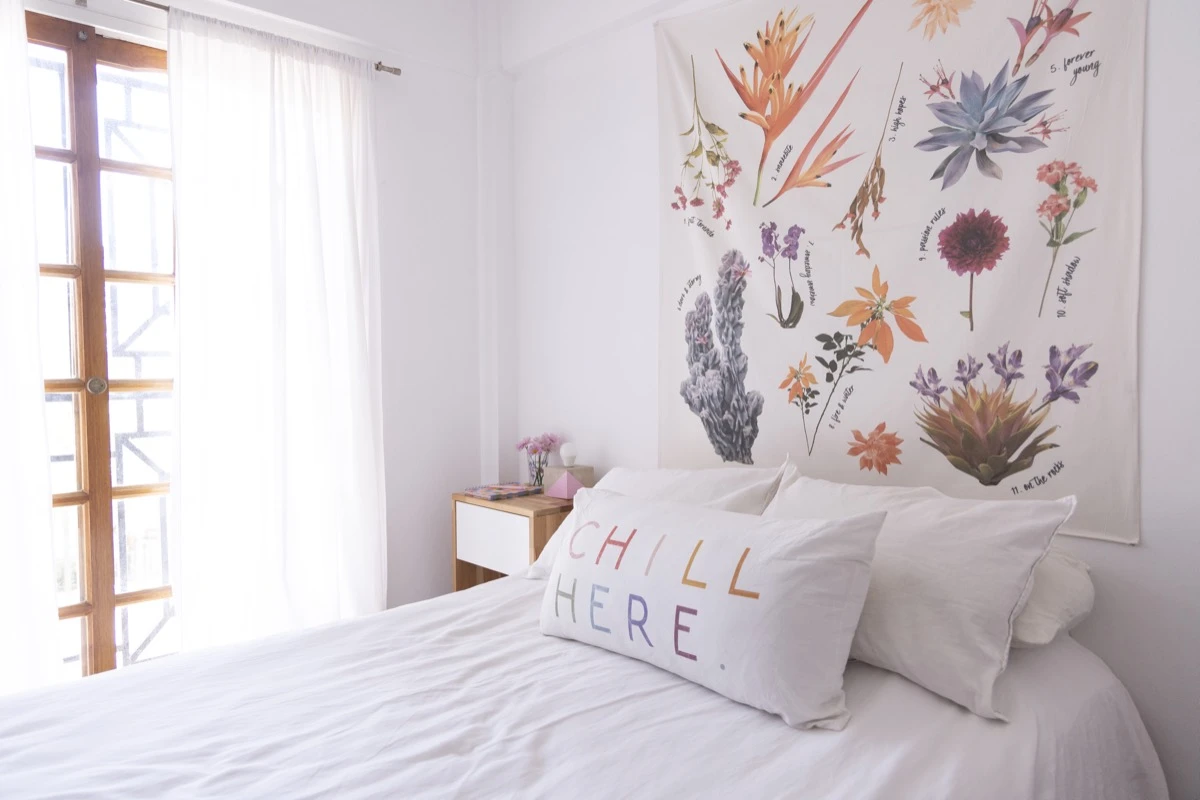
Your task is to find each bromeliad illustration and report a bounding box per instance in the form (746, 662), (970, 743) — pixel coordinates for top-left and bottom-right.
(759, 222), (806, 328)
(682, 251), (765, 464)
(915, 62), (1053, 190)
(717, 1), (875, 206)
(1035, 160), (1097, 317)
(1009, 0), (1092, 77)
(672, 56), (741, 230)
(913, 341), (1098, 486)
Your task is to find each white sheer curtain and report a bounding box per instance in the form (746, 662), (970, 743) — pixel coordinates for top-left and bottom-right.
(168, 10), (386, 650)
(0, 0), (61, 694)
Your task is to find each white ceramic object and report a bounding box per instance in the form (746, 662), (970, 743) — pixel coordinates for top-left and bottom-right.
(559, 441), (577, 467)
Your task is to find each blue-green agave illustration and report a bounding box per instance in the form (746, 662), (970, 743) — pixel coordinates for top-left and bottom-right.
(916, 62), (1053, 190)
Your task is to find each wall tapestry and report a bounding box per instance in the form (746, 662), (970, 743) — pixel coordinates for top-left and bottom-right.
(657, 0), (1145, 543)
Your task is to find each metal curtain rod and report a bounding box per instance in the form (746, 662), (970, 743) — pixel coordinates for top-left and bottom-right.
(114, 0), (402, 75)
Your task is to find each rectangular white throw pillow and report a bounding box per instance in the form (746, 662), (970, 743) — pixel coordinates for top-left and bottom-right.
(763, 477), (1076, 720)
(538, 488), (887, 730)
(528, 461), (789, 579)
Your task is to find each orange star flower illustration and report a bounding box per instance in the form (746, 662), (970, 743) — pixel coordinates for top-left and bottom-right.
(848, 422), (903, 475)
(779, 354), (818, 403)
(828, 265), (927, 363)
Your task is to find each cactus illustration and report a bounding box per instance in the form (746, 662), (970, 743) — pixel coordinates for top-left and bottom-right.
(681, 250), (764, 464)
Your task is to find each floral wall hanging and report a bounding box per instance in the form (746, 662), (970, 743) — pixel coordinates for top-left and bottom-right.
(657, 0), (1145, 543)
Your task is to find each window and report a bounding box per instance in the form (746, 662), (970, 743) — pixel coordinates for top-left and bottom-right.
(27, 12), (176, 677)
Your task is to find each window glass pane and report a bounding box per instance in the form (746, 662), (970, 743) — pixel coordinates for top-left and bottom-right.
(45, 392), (81, 494)
(29, 44), (70, 150)
(51, 506), (83, 606)
(100, 171), (173, 273)
(34, 159), (76, 265)
(109, 390), (173, 487)
(59, 617), (84, 681)
(115, 599), (177, 668)
(40, 276), (78, 379)
(97, 64), (170, 167)
(114, 495), (169, 594)
(106, 281), (175, 380)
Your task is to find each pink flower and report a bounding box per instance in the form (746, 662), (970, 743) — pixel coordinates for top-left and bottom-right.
(726, 160), (742, 180)
(689, 197), (704, 207)
(1073, 174), (1098, 192)
(1037, 161), (1068, 185)
(1038, 194), (1072, 220)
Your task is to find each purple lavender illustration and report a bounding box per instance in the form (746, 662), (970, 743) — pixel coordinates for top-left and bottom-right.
(681, 250), (765, 464)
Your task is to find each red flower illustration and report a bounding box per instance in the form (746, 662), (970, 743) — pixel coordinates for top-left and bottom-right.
(847, 422), (903, 475)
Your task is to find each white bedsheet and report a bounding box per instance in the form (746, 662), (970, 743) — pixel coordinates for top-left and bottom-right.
(0, 577), (1167, 799)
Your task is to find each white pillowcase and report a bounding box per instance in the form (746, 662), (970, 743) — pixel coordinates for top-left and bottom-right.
(539, 489), (887, 730)
(1012, 546), (1094, 648)
(763, 476), (1076, 720)
(527, 461), (789, 579)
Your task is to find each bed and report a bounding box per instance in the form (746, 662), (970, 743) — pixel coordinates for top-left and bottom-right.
(0, 575), (1167, 799)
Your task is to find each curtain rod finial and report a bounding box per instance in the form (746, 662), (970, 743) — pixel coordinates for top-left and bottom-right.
(374, 61), (402, 76)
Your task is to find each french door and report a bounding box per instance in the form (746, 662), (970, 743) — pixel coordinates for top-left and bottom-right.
(27, 12), (177, 677)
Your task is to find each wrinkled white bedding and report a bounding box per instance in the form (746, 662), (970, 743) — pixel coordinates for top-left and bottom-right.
(0, 577), (1167, 799)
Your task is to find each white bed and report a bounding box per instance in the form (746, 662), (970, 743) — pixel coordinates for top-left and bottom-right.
(0, 576), (1167, 799)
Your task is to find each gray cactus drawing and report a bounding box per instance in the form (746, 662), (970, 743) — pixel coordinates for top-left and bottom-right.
(680, 250), (765, 464)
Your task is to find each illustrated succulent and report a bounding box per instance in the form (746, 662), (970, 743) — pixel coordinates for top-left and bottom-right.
(915, 62), (1053, 190)
(915, 381), (1058, 486)
(913, 341), (1097, 486)
(681, 251), (765, 464)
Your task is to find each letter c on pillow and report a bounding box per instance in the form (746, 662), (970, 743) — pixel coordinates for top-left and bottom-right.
(569, 521), (600, 560)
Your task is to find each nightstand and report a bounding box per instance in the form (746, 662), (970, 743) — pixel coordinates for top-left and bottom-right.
(451, 493), (573, 591)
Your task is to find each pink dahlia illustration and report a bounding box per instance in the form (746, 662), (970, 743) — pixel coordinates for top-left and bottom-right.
(937, 209), (1010, 331)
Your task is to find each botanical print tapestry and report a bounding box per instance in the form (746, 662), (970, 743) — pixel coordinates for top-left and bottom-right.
(656, 0), (1145, 543)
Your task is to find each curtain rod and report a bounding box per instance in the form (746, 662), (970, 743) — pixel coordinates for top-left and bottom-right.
(115, 0), (402, 75)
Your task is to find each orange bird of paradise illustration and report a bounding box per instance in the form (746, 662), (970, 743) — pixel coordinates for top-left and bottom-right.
(717, 0), (876, 206)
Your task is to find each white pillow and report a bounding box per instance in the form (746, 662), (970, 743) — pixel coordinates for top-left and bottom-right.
(763, 476), (1076, 720)
(539, 489), (886, 730)
(1012, 546), (1094, 648)
(527, 461), (789, 579)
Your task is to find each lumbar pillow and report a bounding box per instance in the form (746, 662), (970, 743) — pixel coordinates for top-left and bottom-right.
(527, 460), (790, 579)
(762, 476), (1075, 720)
(538, 488), (887, 730)
(1012, 546), (1094, 648)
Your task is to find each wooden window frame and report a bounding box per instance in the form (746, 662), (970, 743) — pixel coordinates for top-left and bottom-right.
(27, 11), (173, 676)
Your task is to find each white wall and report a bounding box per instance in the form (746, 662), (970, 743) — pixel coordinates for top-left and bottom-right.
(496, 1), (1200, 797)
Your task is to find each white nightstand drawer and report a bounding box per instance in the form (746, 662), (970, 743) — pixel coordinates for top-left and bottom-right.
(454, 501), (531, 576)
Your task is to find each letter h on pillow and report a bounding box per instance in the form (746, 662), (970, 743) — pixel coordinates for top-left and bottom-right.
(539, 488), (887, 731)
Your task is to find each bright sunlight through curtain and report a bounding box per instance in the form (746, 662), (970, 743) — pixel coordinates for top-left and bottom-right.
(168, 10), (386, 650)
(0, 0), (62, 695)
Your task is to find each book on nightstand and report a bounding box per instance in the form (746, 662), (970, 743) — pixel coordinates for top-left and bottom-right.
(463, 483), (544, 501)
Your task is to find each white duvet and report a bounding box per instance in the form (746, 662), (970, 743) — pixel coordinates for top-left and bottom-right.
(0, 577), (1167, 799)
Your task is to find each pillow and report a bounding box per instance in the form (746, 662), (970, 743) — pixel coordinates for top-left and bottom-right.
(539, 489), (886, 730)
(1012, 546), (1094, 648)
(527, 461), (789, 579)
(762, 476), (1076, 720)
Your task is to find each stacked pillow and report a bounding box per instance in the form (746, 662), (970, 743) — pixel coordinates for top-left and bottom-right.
(762, 477), (1076, 719)
(534, 463), (1092, 723)
(528, 461), (790, 579)
(539, 488), (887, 730)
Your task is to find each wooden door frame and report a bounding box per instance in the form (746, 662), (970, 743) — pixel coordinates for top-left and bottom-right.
(27, 11), (171, 676)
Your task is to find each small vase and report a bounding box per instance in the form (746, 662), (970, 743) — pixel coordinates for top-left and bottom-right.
(527, 452), (549, 487)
